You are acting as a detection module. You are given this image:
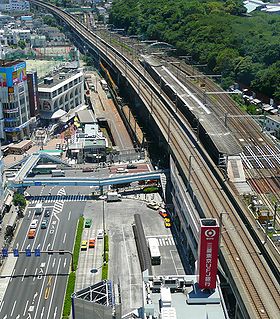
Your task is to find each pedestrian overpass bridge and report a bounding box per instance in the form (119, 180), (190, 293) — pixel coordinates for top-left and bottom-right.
(8, 171), (164, 188)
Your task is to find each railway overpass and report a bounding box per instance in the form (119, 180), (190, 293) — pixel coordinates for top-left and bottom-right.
(29, 2), (280, 318)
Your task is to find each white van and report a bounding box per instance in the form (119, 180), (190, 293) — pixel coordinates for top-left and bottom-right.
(97, 229), (104, 239)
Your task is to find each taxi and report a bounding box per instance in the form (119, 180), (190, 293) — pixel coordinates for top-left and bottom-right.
(28, 229), (36, 239)
(89, 238), (96, 248)
(81, 240), (88, 250)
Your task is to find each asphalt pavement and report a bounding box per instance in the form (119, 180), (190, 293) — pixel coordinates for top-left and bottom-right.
(0, 187), (85, 319)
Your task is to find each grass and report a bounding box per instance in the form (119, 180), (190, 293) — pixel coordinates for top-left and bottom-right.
(62, 272), (76, 318)
(143, 186), (159, 193)
(102, 262), (108, 280)
(73, 216), (84, 271)
(62, 216), (84, 318)
(102, 234), (109, 280)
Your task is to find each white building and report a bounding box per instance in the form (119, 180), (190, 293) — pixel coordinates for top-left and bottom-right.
(0, 0), (30, 12)
(265, 115), (280, 138)
(38, 67), (85, 122)
(0, 28), (31, 45)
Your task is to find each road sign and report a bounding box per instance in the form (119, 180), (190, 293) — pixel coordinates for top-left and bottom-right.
(25, 248), (31, 257)
(2, 248), (8, 257)
(13, 248), (19, 257)
(35, 248), (40, 257)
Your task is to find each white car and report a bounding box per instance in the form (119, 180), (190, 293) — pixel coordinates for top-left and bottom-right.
(97, 229), (104, 239)
(30, 219), (38, 229)
(146, 202), (160, 210)
(116, 168), (128, 173)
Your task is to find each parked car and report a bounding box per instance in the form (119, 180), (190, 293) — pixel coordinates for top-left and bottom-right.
(159, 209), (169, 218)
(164, 220), (172, 228)
(147, 202), (160, 210)
(116, 168), (128, 173)
(127, 164), (137, 169)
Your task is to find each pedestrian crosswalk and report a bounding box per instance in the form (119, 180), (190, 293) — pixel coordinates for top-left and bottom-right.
(28, 194), (90, 204)
(146, 236), (175, 247)
(157, 236), (175, 246)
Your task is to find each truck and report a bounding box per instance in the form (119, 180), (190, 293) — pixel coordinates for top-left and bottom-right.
(51, 169), (65, 177)
(106, 191), (121, 202)
(34, 203), (43, 215)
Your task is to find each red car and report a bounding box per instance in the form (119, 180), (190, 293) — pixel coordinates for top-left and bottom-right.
(159, 209), (169, 218)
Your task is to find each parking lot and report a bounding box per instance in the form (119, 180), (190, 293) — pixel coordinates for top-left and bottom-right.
(77, 197), (185, 314)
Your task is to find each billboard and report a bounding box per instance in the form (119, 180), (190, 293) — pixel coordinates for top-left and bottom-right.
(0, 61), (27, 87)
(198, 219), (220, 289)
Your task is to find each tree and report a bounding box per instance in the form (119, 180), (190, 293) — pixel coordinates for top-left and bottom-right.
(13, 193), (26, 210)
(17, 40), (26, 50)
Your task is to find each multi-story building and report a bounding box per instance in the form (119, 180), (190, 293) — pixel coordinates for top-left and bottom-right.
(0, 60), (32, 142)
(0, 28), (31, 46)
(265, 115), (280, 139)
(0, 0), (30, 13)
(38, 66), (84, 122)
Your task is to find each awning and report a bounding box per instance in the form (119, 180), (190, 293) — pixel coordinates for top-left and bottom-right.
(51, 109), (67, 119)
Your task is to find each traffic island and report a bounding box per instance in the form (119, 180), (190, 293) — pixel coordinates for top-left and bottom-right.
(102, 234), (109, 280)
(62, 216), (84, 319)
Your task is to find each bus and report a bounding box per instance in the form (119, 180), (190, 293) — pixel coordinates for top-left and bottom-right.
(147, 238), (161, 265)
(31, 164), (58, 175)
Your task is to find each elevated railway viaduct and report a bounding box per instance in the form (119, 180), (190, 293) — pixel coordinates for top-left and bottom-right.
(30, 2), (280, 318)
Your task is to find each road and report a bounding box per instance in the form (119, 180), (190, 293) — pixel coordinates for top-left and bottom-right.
(0, 187), (85, 319)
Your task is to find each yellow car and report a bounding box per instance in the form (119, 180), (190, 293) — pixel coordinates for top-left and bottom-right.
(164, 218), (171, 223)
(164, 220), (172, 228)
(81, 240), (88, 251)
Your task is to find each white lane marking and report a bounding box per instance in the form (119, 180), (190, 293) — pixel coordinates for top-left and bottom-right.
(10, 300), (16, 317)
(22, 268), (27, 282)
(52, 258), (56, 268)
(10, 269), (15, 282)
(0, 300), (4, 312)
(27, 211), (31, 218)
(40, 306), (45, 318)
(23, 300), (29, 316)
(170, 250), (178, 275)
(122, 226), (132, 308)
(33, 256), (52, 319)
(63, 233), (67, 244)
(53, 306), (58, 318)
(33, 268), (38, 281)
(46, 258), (61, 319)
(68, 211), (71, 220)
(64, 257), (67, 268)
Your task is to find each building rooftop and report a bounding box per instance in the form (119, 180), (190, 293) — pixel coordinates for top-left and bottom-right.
(38, 68), (83, 90)
(143, 273), (228, 319)
(77, 109), (96, 124)
(0, 59), (24, 67)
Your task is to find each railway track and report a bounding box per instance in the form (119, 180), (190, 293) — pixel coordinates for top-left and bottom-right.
(31, 1), (280, 317)
(168, 60), (280, 240)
